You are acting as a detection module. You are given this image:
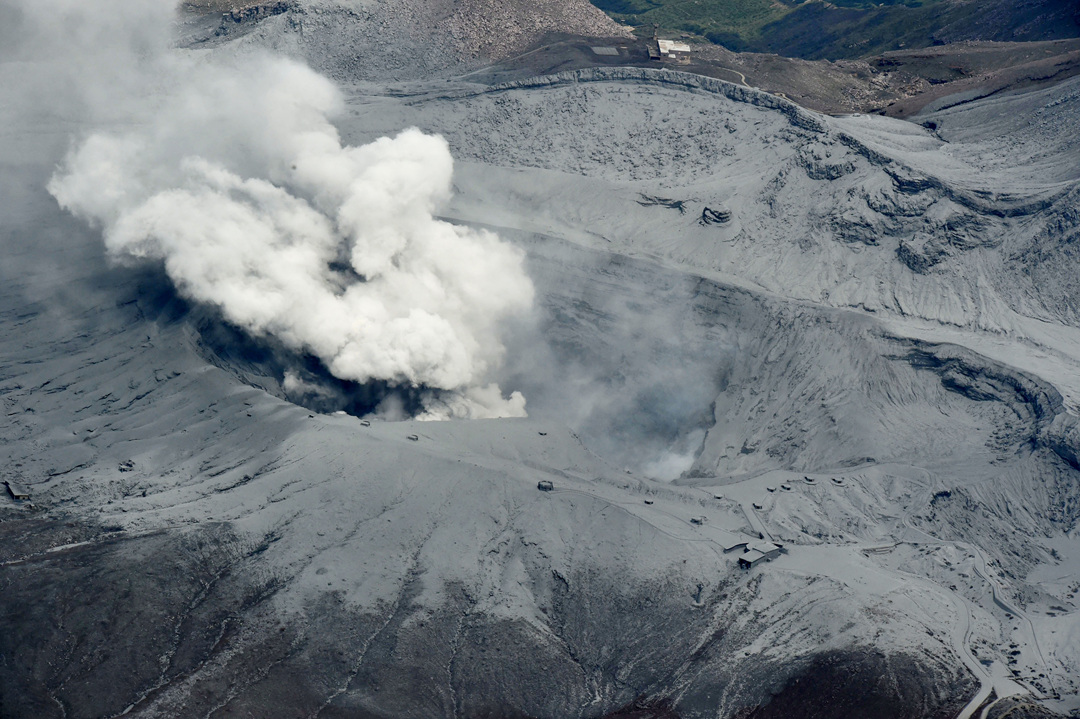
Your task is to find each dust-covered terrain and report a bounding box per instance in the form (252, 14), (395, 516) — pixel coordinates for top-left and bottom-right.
(2, 2), (1080, 718)
(176, 0), (1080, 118)
(458, 34), (1080, 119)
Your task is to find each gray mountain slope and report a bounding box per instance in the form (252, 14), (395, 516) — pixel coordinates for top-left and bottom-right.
(194, 0), (627, 82)
(3, 40), (1080, 719)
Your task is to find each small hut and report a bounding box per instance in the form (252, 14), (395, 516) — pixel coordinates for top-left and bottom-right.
(5, 480), (30, 500)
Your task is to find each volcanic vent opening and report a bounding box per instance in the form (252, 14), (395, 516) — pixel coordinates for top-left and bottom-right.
(40, 14), (534, 421)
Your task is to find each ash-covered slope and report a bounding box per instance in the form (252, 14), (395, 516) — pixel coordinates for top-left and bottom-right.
(310, 66), (1080, 713)
(3, 13), (1080, 719)
(189, 0), (627, 81)
(0, 210), (979, 719)
(359, 67), (1080, 335)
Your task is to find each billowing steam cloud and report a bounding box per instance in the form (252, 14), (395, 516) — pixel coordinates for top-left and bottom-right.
(42, 9), (532, 419)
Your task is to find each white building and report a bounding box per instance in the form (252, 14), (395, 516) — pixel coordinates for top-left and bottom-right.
(738, 541), (783, 569)
(648, 35), (691, 63)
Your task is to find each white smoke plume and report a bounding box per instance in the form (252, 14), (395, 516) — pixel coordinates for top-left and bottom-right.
(40, 6), (533, 419)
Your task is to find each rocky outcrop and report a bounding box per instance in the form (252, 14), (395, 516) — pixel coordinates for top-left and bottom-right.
(444, 0), (628, 61)
(194, 0), (627, 80)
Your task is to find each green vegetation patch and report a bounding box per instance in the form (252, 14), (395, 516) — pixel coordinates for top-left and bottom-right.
(591, 0), (949, 56)
(824, 0), (927, 8)
(592, 0), (1078, 59)
(595, 0), (793, 46)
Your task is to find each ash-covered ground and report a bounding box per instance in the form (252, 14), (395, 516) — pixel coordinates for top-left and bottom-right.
(2, 2), (1080, 718)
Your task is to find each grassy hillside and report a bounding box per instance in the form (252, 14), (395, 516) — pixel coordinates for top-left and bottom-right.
(592, 0), (1080, 59)
(592, 0), (936, 49)
(592, 0), (791, 45)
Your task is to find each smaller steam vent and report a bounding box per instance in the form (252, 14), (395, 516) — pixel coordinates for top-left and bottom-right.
(537, 480), (554, 492)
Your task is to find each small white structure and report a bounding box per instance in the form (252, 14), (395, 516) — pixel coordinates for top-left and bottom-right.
(5, 480), (29, 500)
(690, 516), (708, 525)
(537, 480), (554, 492)
(648, 31), (691, 63)
(658, 39), (691, 58)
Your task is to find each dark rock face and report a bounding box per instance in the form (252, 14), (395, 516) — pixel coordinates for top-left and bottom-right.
(0, 515), (976, 719)
(747, 0), (1080, 60)
(0, 520), (288, 719)
(700, 207), (732, 226)
(897, 238), (949, 273)
(601, 699), (683, 718)
(986, 696), (1065, 719)
(735, 651), (970, 719)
